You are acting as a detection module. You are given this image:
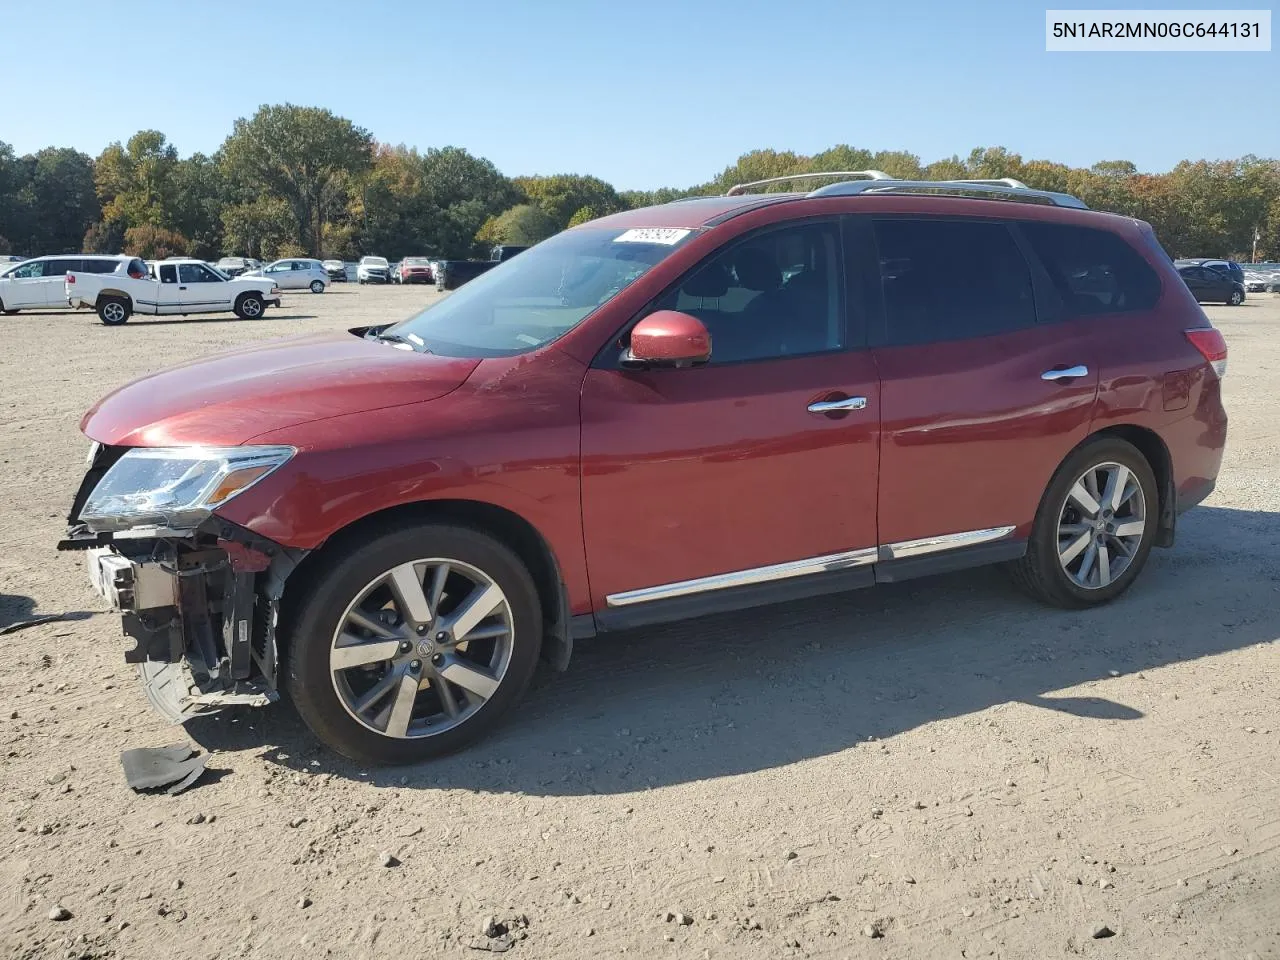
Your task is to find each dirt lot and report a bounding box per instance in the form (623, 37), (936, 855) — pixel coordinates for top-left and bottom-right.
(1, 285), (1278, 960)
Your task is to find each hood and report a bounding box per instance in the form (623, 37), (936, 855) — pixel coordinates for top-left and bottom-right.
(82, 332), (481, 447)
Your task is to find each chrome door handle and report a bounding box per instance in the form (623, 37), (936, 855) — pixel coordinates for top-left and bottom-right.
(1041, 365), (1089, 381)
(807, 396), (868, 414)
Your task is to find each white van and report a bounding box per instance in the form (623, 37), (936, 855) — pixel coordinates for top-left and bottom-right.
(0, 254), (147, 313)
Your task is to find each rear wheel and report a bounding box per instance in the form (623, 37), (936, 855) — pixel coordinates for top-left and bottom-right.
(285, 523), (543, 764)
(97, 296), (130, 326)
(234, 292), (265, 319)
(309, 279), (325, 294)
(1227, 288), (1244, 306)
(1008, 437), (1157, 608)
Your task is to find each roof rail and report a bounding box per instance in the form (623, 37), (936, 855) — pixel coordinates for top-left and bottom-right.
(807, 177), (1087, 209)
(725, 170), (892, 196)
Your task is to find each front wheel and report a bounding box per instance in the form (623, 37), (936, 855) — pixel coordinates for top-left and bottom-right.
(1008, 437), (1158, 608)
(234, 293), (265, 319)
(97, 296), (130, 325)
(310, 279), (325, 294)
(284, 523), (543, 764)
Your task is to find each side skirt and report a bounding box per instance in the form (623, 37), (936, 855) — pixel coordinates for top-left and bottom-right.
(594, 532), (1026, 633)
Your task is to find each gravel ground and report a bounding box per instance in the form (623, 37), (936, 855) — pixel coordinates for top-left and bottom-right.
(1, 285), (1278, 960)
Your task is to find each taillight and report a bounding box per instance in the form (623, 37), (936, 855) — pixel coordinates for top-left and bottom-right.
(66, 273), (75, 284)
(1186, 327), (1228, 378)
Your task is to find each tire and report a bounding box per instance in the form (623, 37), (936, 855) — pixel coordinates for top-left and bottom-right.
(97, 296), (130, 326)
(310, 279), (325, 294)
(234, 292), (265, 320)
(1227, 288), (1244, 306)
(284, 522), (543, 764)
(1008, 437), (1158, 609)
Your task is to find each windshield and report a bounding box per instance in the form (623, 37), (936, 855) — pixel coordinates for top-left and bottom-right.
(385, 226), (696, 357)
(404, 257), (430, 265)
(362, 257), (388, 267)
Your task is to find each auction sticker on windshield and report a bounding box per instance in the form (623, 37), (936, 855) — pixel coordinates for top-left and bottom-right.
(613, 228), (692, 245)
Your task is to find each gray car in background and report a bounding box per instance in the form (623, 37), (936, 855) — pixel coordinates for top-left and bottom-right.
(255, 258), (329, 293)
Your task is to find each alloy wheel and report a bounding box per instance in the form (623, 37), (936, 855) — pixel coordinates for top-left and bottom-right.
(102, 302), (126, 323)
(241, 298), (262, 317)
(329, 558), (514, 739)
(1056, 461), (1146, 589)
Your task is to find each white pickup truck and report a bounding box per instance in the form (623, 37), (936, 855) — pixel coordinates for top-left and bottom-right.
(66, 258), (282, 325)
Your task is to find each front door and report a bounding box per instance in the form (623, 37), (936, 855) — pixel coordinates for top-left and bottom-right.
(867, 216), (1097, 557)
(581, 218), (880, 619)
(2, 258), (51, 307)
(178, 261), (234, 312)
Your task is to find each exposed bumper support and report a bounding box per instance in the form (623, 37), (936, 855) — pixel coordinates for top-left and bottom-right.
(80, 521), (302, 724)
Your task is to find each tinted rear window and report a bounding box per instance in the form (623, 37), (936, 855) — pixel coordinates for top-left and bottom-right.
(81, 259), (119, 274)
(874, 218), (1037, 346)
(1021, 222), (1160, 314)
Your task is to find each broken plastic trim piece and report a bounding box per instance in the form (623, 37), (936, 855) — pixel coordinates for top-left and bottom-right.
(120, 743), (209, 795)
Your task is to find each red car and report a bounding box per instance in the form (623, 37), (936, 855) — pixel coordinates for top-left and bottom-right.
(397, 257), (434, 284)
(62, 173), (1228, 765)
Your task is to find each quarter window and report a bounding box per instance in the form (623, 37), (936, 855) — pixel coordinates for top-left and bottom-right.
(159, 264), (178, 284)
(875, 218), (1036, 346)
(1021, 221), (1160, 314)
(653, 221), (845, 363)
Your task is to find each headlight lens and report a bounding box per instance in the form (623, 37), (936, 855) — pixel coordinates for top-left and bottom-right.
(79, 445), (294, 533)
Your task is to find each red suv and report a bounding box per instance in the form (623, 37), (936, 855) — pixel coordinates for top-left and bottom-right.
(62, 174), (1228, 765)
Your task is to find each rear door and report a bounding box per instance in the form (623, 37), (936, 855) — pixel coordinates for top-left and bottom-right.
(41, 258), (81, 305)
(155, 263), (184, 314)
(867, 216), (1098, 560)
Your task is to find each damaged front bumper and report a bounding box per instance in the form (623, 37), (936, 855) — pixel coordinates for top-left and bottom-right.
(62, 446), (305, 724)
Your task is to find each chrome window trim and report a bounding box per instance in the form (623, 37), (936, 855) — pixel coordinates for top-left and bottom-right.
(605, 526), (1017, 607)
(879, 525), (1017, 561)
(605, 547), (878, 607)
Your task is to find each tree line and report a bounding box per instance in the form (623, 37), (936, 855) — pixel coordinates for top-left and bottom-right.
(1, 104), (1278, 263)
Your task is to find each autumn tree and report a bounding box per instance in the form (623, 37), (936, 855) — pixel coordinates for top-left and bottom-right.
(221, 104), (373, 255)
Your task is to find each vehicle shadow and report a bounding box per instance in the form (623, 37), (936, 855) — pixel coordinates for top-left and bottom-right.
(187, 504), (1280, 795)
(110, 314), (319, 326)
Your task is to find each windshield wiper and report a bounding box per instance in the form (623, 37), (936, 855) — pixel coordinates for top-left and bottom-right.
(366, 329), (424, 351)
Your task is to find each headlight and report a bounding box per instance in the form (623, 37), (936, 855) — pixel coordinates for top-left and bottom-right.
(79, 446), (294, 533)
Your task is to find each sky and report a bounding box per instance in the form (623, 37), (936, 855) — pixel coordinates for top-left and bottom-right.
(1, 0), (1275, 190)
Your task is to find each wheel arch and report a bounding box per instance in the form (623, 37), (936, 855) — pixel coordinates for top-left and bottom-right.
(96, 288), (134, 306)
(1071, 424), (1176, 548)
(279, 498), (577, 671)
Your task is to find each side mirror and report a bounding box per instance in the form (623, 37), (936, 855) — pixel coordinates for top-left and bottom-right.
(623, 310), (711, 369)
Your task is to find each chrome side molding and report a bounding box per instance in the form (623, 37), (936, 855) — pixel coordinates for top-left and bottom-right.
(605, 526), (1017, 607)
(878, 526), (1017, 561)
(605, 547), (878, 607)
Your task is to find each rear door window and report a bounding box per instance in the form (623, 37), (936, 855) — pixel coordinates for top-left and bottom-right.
(1020, 222), (1160, 314)
(874, 218), (1036, 346)
(81, 259), (117, 274)
(44, 258), (82, 276)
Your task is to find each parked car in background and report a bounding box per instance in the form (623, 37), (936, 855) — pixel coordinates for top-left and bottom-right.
(66, 257), (280, 324)
(215, 257), (261, 278)
(435, 259), (498, 291)
(64, 174), (1229, 764)
(491, 244), (529, 263)
(0, 254), (147, 314)
(357, 256), (391, 284)
(0, 255), (25, 266)
(390, 261), (403, 284)
(323, 259), (348, 282)
(1178, 264), (1245, 305)
(398, 256), (435, 284)
(256, 258), (329, 292)
(1175, 258), (1245, 286)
